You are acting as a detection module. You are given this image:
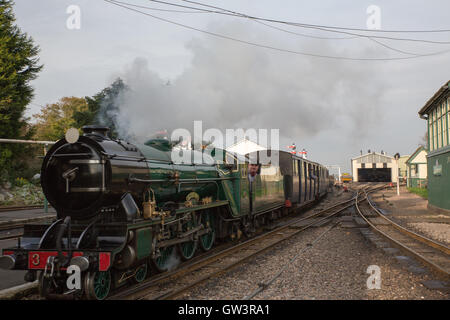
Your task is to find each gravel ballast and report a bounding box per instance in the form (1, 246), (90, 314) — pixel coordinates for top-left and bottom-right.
(177, 215), (448, 300)
(370, 187), (450, 247)
(407, 222), (450, 245)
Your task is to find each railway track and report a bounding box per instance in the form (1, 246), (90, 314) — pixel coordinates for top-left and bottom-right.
(0, 218), (55, 241)
(109, 192), (363, 300)
(0, 228), (23, 241)
(356, 190), (450, 279)
(0, 206), (54, 240)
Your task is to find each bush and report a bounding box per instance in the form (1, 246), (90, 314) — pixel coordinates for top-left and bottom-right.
(0, 184), (44, 206)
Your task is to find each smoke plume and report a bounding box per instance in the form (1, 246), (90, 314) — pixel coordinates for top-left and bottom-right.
(105, 22), (387, 145)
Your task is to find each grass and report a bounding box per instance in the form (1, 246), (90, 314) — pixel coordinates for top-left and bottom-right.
(407, 187), (428, 199)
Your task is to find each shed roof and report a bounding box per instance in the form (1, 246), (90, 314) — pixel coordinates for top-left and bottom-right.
(351, 152), (394, 161)
(418, 80), (450, 116)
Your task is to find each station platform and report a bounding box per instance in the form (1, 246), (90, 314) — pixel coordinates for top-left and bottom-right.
(0, 208), (56, 227)
(368, 186), (450, 245)
(0, 208), (56, 292)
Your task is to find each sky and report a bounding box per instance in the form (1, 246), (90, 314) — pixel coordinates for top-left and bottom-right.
(12, 0), (450, 173)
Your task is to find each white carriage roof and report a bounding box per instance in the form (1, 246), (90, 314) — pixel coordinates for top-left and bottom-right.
(226, 138), (267, 155)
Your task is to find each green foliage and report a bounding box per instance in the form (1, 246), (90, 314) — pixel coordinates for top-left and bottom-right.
(33, 96), (88, 140)
(407, 187), (428, 199)
(73, 78), (128, 139)
(0, 183), (44, 206)
(0, 0), (42, 182)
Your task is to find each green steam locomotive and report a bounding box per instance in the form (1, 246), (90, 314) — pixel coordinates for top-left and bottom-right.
(0, 125), (331, 299)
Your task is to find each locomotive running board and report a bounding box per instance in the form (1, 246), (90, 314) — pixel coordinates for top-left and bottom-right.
(175, 200), (229, 214)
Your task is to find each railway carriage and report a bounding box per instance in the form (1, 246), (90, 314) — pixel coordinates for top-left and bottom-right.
(0, 125), (330, 299)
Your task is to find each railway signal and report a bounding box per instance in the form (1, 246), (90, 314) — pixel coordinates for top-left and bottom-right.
(287, 143), (297, 155)
(287, 144), (307, 158)
(298, 149), (307, 159)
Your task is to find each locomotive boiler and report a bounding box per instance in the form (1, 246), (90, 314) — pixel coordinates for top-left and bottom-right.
(0, 125), (331, 300)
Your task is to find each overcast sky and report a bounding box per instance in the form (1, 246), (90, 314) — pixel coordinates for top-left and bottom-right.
(13, 0), (450, 173)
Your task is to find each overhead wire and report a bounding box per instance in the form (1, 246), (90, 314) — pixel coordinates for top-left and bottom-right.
(182, 0), (450, 34)
(104, 0), (450, 61)
(166, 0), (450, 44)
(109, 0), (208, 13)
(177, 0), (450, 56)
(175, 0), (424, 55)
(142, 0), (359, 40)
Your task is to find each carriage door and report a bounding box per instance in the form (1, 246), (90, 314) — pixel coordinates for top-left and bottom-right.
(318, 166), (321, 195)
(311, 165), (315, 197)
(298, 160), (302, 204)
(239, 163), (251, 216)
(308, 164), (312, 200)
(292, 159), (299, 203)
(304, 162), (308, 202)
(314, 165), (317, 197)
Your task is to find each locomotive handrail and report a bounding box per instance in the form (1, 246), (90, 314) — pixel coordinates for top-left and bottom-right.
(49, 153), (92, 159)
(107, 154), (147, 161)
(101, 151), (151, 162)
(128, 176), (238, 184)
(101, 151), (239, 166)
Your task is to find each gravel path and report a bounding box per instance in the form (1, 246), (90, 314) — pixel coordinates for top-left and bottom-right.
(178, 216), (449, 300)
(369, 187), (450, 247)
(407, 222), (450, 245)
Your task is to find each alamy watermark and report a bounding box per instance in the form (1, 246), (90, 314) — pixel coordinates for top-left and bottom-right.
(66, 265), (81, 290)
(66, 5), (81, 30)
(366, 265), (381, 289)
(366, 5), (381, 30)
(170, 121), (280, 166)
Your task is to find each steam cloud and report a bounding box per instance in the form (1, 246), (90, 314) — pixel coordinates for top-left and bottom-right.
(106, 22), (387, 146)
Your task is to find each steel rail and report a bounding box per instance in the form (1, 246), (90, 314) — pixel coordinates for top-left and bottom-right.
(355, 190), (450, 279)
(0, 231), (23, 241)
(110, 192), (360, 300)
(0, 214), (55, 240)
(0, 217), (54, 232)
(154, 193), (364, 300)
(365, 191), (450, 255)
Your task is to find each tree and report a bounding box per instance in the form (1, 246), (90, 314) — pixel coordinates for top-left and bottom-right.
(419, 131), (428, 148)
(73, 78), (128, 139)
(33, 97), (88, 141)
(0, 0), (43, 181)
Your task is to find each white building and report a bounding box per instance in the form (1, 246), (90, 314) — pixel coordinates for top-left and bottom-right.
(406, 146), (428, 188)
(351, 151), (399, 183)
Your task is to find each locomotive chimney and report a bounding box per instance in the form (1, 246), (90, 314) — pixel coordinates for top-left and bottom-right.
(82, 125), (110, 138)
